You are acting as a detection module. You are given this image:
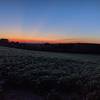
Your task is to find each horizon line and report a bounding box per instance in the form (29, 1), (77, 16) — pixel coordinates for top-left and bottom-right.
(0, 38), (100, 44)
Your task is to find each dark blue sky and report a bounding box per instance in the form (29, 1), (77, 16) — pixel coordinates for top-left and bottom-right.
(0, 0), (100, 43)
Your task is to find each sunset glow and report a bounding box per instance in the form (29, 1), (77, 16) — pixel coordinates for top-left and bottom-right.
(0, 32), (99, 44)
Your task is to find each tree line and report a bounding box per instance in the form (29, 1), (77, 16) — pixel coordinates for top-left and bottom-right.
(0, 38), (100, 54)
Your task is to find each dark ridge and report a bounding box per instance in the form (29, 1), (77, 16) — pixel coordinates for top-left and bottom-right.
(0, 38), (100, 54)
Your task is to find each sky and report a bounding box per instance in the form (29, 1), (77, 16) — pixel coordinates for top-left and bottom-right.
(0, 0), (100, 43)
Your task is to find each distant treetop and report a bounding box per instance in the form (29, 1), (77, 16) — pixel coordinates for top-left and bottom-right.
(0, 38), (9, 43)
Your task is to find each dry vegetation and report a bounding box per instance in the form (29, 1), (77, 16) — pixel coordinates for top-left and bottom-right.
(0, 46), (100, 100)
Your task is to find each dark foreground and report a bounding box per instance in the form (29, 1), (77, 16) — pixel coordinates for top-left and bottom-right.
(0, 46), (100, 100)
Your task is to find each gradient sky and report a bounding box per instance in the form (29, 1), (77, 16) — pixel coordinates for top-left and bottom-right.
(0, 0), (100, 43)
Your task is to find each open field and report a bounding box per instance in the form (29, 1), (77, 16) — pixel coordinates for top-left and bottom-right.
(0, 46), (100, 100)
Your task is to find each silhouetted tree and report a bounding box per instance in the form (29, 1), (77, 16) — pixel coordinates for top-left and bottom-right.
(0, 38), (9, 43)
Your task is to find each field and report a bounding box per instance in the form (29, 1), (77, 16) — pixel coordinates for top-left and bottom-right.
(0, 46), (100, 100)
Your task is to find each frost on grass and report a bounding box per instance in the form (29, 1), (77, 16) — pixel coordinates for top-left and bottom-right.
(0, 46), (100, 99)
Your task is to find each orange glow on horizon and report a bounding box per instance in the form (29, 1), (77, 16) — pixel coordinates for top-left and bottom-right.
(5, 37), (100, 44)
(0, 33), (100, 44)
(5, 37), (58, 43)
